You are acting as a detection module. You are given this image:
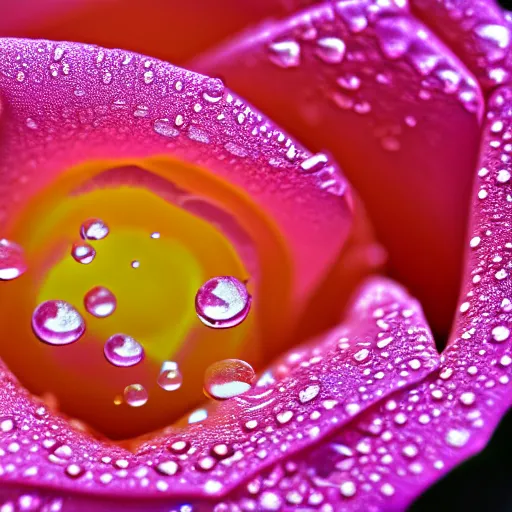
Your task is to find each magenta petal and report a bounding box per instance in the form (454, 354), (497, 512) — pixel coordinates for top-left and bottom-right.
(0, 277), (438, 503)
(221, 86), (512, 512)
(192, 0), (484, 336)
(411, 0), (512, 90)
(0, 37), (351, 316)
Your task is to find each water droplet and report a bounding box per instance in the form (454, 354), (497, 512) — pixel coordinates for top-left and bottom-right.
(445, 428), (470, 447)
(188, 408), (208, 423)
(300, 153), (328, 173)
(491, 325), (510, 342)
(124, 384), (148, 407)
(497, 169), (511, 183)
(203, 359), (255, 400)
(299, 384), (320, 403)
(340, 480), (357, 497)
(32, 300), (85, 345)
(157, 361), (183, 391)
(80, 218), (109, 241)
(315, 37), (346, 64)
(71, 241), (96, 264)
(84, 286), (117, 318)
(156, 460), (179, 476)
(131, 260), (140, 269)
(153, 118), (179, 138)
(195, 276), (251, 329)
(268, 40), (301, 68)
(104, 334), (144, 367)
(0, 239), (27, 280)
(65, 463), (84, 478)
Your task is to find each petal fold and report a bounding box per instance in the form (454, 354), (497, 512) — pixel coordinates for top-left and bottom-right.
(0, 277), (439, 503)
(220, 85), (512, 512)
(192, 0), (484, 336)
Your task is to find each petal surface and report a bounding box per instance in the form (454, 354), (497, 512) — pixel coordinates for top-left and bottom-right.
(193, 0), (484, 337)
(0, 38), (352, 435)
(0, 276), (439, 504)
(411, 0), (512, 91)
(1, 0), (289, 64)
(222, 85), (512, 512)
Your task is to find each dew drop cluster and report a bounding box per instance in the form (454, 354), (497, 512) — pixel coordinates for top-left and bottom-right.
(3, 218), (254, 409)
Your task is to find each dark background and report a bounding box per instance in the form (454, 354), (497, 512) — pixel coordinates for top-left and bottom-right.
(409, 407), (512, 510)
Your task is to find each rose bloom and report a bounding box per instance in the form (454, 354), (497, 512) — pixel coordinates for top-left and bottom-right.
(0, 0), (511, 510)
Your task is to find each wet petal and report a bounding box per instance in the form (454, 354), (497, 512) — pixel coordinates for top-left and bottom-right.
(222, 85), (512, 512)
(0, 38), (351, 435)
(411, 0), (512, 90)
(193, 0), (484, 336)
(0, 276), (439, 502)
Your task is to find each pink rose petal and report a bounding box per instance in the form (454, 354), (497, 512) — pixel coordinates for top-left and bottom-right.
(0, 37), (351, 363)
(221, 85), (512, 512)
(0, 276), (439, 503)
(193, 0), (484, 336)
(411, 0), (512, 90)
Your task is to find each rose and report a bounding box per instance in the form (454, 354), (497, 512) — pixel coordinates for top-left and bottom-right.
(0, 0), (510, 510)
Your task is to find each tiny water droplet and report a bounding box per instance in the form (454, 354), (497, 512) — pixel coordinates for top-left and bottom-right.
(300, 153), (328, 173)
(131, 260), (140, 269)
(104, 334), (144, 367)
(268, 40), (301, 68)
(195, 276), (251, 329)
(84, 286), (117, 318)
(315, 37), (346, 63)
(153, 118), (179, 138)
(124, 384), (148, 407)
(157, 361), (183, 391)
(0, 239), (27, 280)
(71, 241), (96, 264)
(80, 218), (109, 241)
(32, 300), (85, 345)
(203, 359), (255, 400)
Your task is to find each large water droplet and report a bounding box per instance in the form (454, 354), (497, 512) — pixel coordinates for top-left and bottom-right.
(0, 239), (27, 280)
(84, 286), (117, 318)
(32, 300), (85, 345)
(203, 359), (255, 400)
(104, 334), (144, 367)
(195, 276), (251, 329)
(80, 218), (109, 241)
(71, 241), (96, 264)
(157, 361), (183, 391)
(124, 384), (148, 407)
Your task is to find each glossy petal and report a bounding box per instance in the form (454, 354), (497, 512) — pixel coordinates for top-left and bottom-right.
(0, 275), (438, 504)
(0, 37), (351, 378)
(193, 0), (484, 337)
(411, 0), (512, 90)
(221, 85), (512, 512)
